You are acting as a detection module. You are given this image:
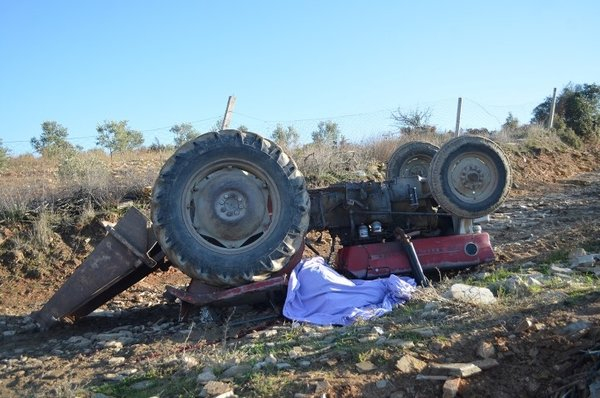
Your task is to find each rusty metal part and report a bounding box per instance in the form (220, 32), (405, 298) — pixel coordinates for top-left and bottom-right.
(167, 276), (288, 321)
(31, 207), (164, 329)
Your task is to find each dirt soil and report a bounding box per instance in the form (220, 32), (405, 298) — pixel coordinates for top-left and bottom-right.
(0, 146), (599, 397)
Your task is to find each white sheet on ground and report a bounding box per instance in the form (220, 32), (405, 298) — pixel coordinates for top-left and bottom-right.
(283, 257), (416, 326)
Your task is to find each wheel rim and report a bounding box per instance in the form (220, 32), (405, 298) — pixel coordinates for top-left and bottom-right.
(181, 158), (281, 253)
(446, 151), (500, 204)
(400, 155), (434, 178)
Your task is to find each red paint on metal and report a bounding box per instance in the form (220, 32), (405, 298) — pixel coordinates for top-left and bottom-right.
(336, 233), (494, 279)
(166, 275), (288, 307)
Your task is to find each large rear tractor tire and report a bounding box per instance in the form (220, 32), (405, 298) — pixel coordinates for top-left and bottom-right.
(151, 130), (310, 287)
(386, 141), (439, 180)
(429, 135), (511, 219)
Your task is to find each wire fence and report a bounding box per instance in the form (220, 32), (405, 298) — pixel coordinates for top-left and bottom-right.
(1, 97), (540, 155)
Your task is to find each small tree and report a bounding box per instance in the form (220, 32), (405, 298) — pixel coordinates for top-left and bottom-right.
(311, 121), (340, 146)
(532, 83), (600, 139)
(0, 139), (9, 170)
(237, 125), (249, 133)
(31, 121), (75, 157)
(209, 118), (223, 132)
(391, 107), (435, 135)
(502, 112), (519, 131)
(96, 120), (144, 156)
(170, 123), (199, 146)
(272, 124), (299, 149)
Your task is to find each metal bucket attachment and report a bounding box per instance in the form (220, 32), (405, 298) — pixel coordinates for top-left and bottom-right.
(31, 207), (162, 329)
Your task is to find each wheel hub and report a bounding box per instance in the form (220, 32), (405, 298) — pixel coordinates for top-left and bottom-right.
(189, 167), (272, 248)
(449, 155), (497, 202)
(460, 165), (484, 191)
(215, 191), (247, 221)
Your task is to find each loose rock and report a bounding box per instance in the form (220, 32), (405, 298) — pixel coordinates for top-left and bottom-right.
(476, 341), (496, 359)
(355, 361), (377, 373)
(429, 362), (482, 378)
(444, 284), (497, 305)
(395, 355), (427, 373)
(443, 378), (461, 398)
(200, 381), (234, 398)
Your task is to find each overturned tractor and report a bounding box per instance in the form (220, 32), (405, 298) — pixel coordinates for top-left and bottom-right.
(32, 130), (511, 328)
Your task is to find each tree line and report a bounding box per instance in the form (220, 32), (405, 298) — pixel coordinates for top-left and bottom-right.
(1, 82), (598, 163)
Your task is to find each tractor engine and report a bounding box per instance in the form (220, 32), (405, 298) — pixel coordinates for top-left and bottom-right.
(309, 177), (443, 246)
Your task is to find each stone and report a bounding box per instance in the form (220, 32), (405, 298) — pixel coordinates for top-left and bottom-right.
(66, 336), (92, 349)
(181, 355), (199, 368)
(131, 380), (154, 390)
(526, 276), (543, 286)
(288, 346), (303, 359)
(444, 284), (496, 305)
(358, 334), (378, 343)
(197, 369), (217, 384)
(298, 360), (311, 368)
(314, 380), (330, 394)
(263, 329), (278, 337)
(276, 362), (292, 370)
(560, 321), (592, 337)
(413, 327), (438, 337)
(373, 326), (385, 335)
(2, 330), (16, 337)
(442, 378), (461, 398)
(252, 361), (267, 370)
(120, 368), (138, 376)
(472, 358), (499, 370)
(389, 392), (406, 398)
(516, 318), (534, 333)
(550, 265), (573, 274)
(569, 247), (587, 259)
(101, 340), (124, 350)
(572, 254), (597, 268)
(383, 339), (415, 349)
(200, 381), (234, 398)
(415, 375), (449, 381)
(265, 353), (277, 364)
(355, 361), (377, 373)
(503, 276), (531, 297)
(429, 363), (481, 378)
(220, 364), (252, 378)
(108, 357), (126, 366)
(476, 341), (495, 359)
(395, 355), (427, 373)
(103, 373), (124, 382)
(376, 379), (388, 389)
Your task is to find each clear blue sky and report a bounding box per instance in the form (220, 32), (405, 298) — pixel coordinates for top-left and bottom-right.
(1, 1), (598, 154)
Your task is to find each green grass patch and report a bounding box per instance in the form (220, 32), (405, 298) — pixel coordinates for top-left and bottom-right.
(91, 370), (197, 398)
(241, 372), (303, 397)
(541, 249), (570, 265)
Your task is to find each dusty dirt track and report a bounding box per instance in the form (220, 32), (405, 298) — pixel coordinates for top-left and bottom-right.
(0, 147), (599, 397)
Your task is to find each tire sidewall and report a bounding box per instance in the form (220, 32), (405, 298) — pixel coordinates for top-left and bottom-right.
(386, 141), (439, 180)
(431, 137), (510, 218)
(152, 132), (308, 285)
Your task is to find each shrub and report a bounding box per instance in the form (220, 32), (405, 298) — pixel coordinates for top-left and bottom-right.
(556, 128), (583, 149)
(57, 150), (111, 192)
(0, 139), (8, 170)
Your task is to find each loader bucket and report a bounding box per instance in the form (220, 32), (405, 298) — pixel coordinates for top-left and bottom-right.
(31, 207), (163, 329)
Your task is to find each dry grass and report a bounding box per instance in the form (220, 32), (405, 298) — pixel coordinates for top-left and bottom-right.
(0, 149), (168, 218)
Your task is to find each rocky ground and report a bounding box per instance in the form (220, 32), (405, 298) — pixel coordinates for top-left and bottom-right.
(0, 148), (599, 397)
